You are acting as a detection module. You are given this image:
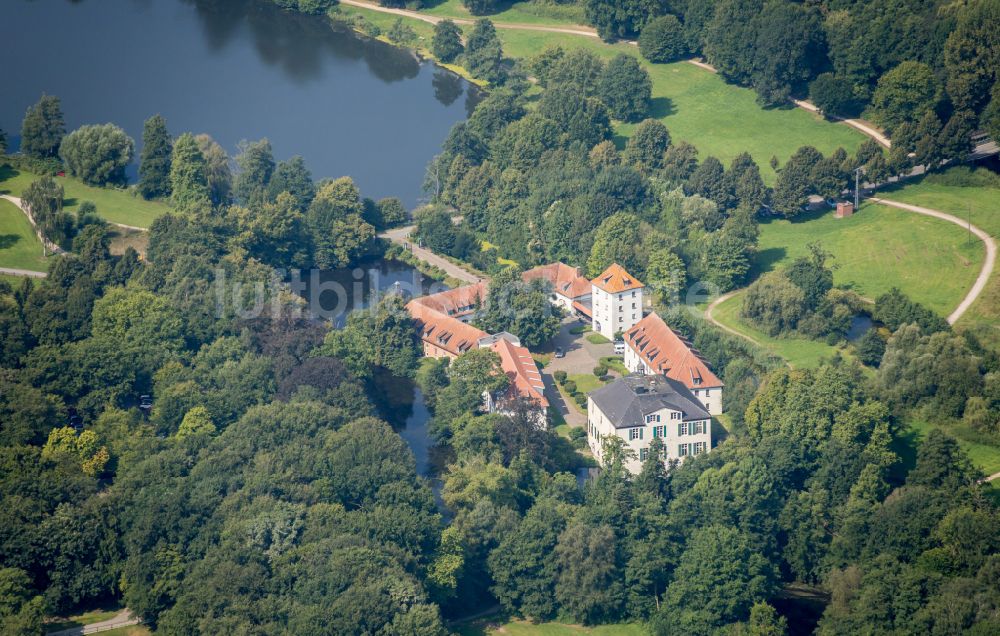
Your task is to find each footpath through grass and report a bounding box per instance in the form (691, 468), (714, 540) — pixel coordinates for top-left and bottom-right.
(756, 202), (984, 317)
(877, 170), (1000, 350)
(0, 165), (169, 229)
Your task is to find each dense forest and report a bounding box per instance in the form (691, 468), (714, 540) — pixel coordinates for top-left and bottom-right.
(3, 1), (1000, 634)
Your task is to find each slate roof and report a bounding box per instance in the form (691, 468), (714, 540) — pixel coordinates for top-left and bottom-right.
(589, 374), (710, 429)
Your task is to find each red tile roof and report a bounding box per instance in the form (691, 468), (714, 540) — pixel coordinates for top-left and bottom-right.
(591, 263), (644, 293)
(522, 262), (591, 299)
(411, 281), (487, 318)
(625, 313), (723, 389)
(406, 299), (488, 357)
(491, 337), (549, 409)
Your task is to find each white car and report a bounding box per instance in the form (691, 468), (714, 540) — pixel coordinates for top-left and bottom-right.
(613, 341), (626, 355)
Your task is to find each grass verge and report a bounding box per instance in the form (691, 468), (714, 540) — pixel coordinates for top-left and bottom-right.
(585, 332), (611, 345)
(455, 617), (645, 636)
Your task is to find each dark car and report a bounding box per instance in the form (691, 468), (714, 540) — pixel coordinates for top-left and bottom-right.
(554, 347), (565, 358)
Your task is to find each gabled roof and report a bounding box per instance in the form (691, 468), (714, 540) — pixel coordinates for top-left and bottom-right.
(522, 262), (592, 299)
(591, 263), (644, 293)
(491, 337), (549, 409)
(406, 300), (488, 357)
(410, 281), (488, 317)
(590, 374), (709, 428)
(625, 313), (723, 389)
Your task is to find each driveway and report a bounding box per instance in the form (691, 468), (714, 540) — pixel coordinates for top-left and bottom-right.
(542, 317), (617, 427)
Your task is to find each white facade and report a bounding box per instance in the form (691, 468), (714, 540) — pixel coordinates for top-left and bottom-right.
(591, 286), (643, 340)
(623, 345), (724, 415)
(548, 289), (590, 314)
(587, 396), (711, 474)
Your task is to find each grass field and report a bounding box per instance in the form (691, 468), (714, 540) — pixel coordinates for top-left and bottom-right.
(877, 171), (1000, 349)
(0, 165), (168, 228)
(335, 5), (865, 184)
(0, 198), (49, 272)
(710, 291), (847, 368)
(756, 203), (984, 316)
(903, 419), (1000, 477)
(455, 618), (646, 636)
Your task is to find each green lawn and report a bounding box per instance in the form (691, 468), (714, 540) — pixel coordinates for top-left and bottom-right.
(336, 6), (865, 184)
(421, 0), (588, 27)
(876, 171), (1000, 349)
(0, 165), (169, 229)
(455, 617), (646, 636)
(0, 198), (50, 272)
(756, 203), (983, 317)
(710, 291), (846, 369)
(903, 418), (1000, 477)
(585, 332), (611, 345)
(600, 355), (629, 375)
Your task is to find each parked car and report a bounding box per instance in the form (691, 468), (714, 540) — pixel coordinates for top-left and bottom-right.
(614, 341), (626, 355)
(554, 347), (565, 358)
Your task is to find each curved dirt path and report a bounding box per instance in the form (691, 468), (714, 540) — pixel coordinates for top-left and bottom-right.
(0, 266), (46, 278)
(337, 0), (599, 37)
(704, 290), (762, 347)
(870, 198), (996, 325)
(47, 609), (141, 636)
(706, 199), (996, 351)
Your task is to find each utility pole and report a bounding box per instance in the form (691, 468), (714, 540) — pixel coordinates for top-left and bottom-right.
(854, 167), (863, 209)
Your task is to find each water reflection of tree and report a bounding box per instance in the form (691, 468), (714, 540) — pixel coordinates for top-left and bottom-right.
(432, 70), (464, 107)
(183, 0), (420, 83)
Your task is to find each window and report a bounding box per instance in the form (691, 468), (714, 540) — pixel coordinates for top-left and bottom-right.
(632, 291), (636, 297)
(652, 425), (667, 438)
(632, 302), (636, 309)
(703, 389), (710, 397)
(693, 442), (707, 455)
(629, 428), (643, 440)
(670, 412), (681, 420)
(640, 448), (648, 461)
(678, 444), (689, 457)
(679, 422), (689, 435)
(645, 414), (661, 423)
(693, 421), (705, 434)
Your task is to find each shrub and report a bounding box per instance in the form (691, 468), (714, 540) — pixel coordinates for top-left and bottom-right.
(638, 15), (688, 63)
(563, 380), (577, 394)
(574, 393), (587, 406)
(554, 370), (567, 384)
(568, 427), (586, 441)
(387, 18), (417, 44)
(593, 364), (608, 377)
(59, 123), (134, 186)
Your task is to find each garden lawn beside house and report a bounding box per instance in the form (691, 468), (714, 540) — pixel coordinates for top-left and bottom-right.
(0, 165), (169, 228)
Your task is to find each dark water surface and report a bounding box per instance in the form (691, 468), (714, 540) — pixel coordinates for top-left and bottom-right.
(1, 0), (479, 205)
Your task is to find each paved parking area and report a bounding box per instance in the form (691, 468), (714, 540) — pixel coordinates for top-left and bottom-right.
(542, 317), (617, 427)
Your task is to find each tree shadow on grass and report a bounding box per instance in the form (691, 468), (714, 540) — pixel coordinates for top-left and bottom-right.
(0, 234), (21, 250)
(749, 246), (787, 278)
(0, 164), (17, 194)
(648, 96), (675, 119)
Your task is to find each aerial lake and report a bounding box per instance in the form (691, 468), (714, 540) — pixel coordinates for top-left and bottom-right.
(0, 0), (479, 206)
